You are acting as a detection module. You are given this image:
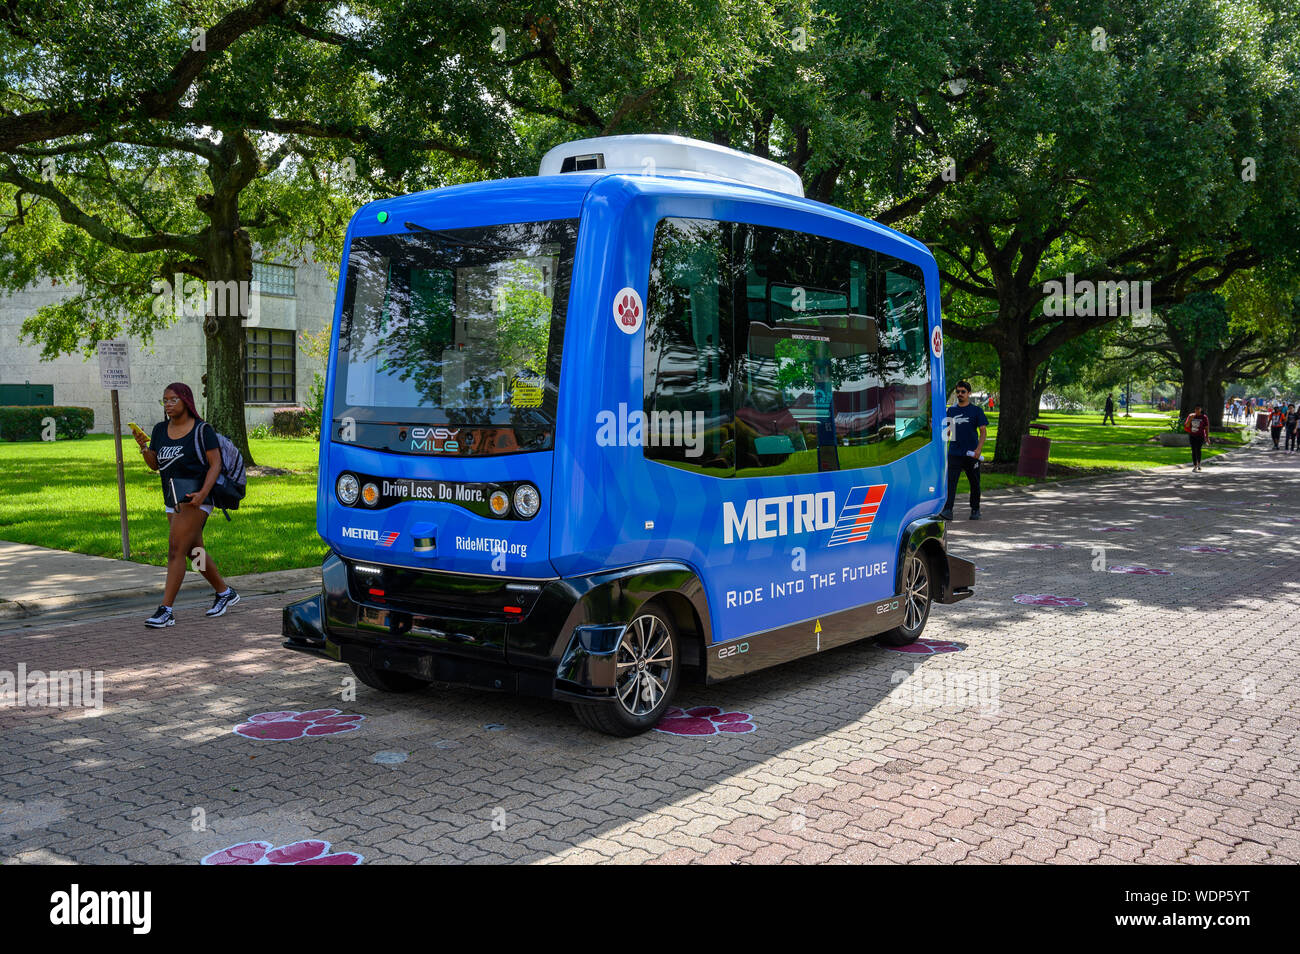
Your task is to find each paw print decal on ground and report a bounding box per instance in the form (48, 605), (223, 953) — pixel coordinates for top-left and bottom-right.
(1023, 543), (1066, 550)
(655, 706), (755, 736)
(1092, 526), (1137, 533)
(1179, 545), (1233, 553)
(884, 638), (965, 654)
(201, 839), (363, 865)
(1108, 565), (1172, 575)
(232, 709), (365, 741)
(1013, 594), (1088, 607)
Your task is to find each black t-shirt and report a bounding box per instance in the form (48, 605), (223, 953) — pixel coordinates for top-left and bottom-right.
(151, 419), (218, 482)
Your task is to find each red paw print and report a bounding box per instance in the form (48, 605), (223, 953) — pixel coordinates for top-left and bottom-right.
(1023, 543), (1066, 550)
(655, 706), (755, 736)
(885, 637), (964, 654)
(1108, 565), (1172, 575)
(201, 839), (363, 865)
(1013, 594), (1088, 607)
(232, 708), (365, 741)
(617, 293), (640, 326)
(1179, 545), (1232, 553)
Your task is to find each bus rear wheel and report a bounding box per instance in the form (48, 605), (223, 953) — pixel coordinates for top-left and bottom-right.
(878, 551), (932, 647)
(573, 607), (681, 737)
(350, 662), (427, 693)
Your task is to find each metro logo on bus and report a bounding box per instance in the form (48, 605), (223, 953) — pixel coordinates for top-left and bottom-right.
(827, 484), (888, 547)
(722, 484), (887, 546)
(341, 527), (399, 547)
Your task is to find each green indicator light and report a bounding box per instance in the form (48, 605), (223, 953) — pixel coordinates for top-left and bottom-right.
(377, 211), (389, 224)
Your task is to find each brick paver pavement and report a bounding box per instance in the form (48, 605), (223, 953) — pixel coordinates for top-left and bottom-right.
(2, 440), (1297, 864)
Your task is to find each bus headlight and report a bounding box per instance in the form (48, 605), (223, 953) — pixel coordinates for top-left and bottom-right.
(336, 473), (360, 506)
(513, 483), (540, 518)
(489, 490), (510, 516)
(361, 482), (380, 507)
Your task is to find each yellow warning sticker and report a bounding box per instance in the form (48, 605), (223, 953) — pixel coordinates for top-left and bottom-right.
(510, 381), (544, 408)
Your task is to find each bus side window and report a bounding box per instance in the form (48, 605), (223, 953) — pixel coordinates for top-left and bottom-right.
(736, 225), (854, 477)
(643, 218), (735, 472)
(875, 256), (931, 451)
(734, 228), (932, 476)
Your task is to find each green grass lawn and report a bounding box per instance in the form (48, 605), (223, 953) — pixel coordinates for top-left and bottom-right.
(0, 411), (1254, 568)
(0, 434), (324, 575)
(975, 410), (1249, 491)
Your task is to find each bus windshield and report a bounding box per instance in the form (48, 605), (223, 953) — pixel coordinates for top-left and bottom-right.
(333, 219), (578, 455)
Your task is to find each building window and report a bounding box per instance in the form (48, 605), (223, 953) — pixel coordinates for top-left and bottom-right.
(246, 328), (296, 403)
(252, 261), (296, 298)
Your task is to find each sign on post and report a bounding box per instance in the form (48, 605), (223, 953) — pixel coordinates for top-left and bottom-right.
(97, 340), (131, 390)
(97, 340), (132, 560)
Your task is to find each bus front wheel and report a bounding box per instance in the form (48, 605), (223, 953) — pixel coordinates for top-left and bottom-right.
(350, 662), (427, 693)
(573, 606), (681, 736)
(878, 551), (932, 647)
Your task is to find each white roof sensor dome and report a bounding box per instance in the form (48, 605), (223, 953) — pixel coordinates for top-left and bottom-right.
(539, 134), (804, 198)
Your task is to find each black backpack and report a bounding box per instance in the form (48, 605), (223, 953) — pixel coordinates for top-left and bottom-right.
(193, 421), (247, 519)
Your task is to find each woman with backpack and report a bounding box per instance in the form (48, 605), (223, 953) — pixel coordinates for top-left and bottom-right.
(132, 382), (239, 627)
(1183, 404), (1212, 472)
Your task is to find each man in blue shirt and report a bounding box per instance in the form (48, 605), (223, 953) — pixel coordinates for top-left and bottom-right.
(940, 380), (988, 521)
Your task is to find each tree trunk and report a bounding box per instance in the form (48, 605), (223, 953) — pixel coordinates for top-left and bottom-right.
(1029, 365), (1049, 422)
(202, 205), (255, 465)
(1207, 379), (1226, 426)
(992, 343), (1035, 463)
(1178, 354), (1208, 420)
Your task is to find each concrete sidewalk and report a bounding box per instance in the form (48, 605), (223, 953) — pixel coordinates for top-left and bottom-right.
(0, 541), (319, 619)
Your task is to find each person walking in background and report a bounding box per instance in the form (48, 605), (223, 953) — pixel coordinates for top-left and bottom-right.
(1286, 403), (1298, 453)
(1102, 393), (1116, 425)
(941, 380), (988, 521)
(1184, 405), (1211, 472)
(1269, 404), (1285, 449)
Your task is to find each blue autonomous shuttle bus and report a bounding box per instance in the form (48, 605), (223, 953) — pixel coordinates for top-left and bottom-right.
(283, 135), (975, 735)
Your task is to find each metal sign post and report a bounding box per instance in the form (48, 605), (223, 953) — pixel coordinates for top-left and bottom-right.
(97, 341), (131, 560)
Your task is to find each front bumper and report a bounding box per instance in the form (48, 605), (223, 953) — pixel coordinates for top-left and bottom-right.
(282, 552), (697, 703)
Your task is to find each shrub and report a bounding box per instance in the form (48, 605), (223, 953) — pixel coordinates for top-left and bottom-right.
(302, 371), (325, 440)
(248, 422), (272, 440)
(0, 405), (94, 441)
(271, 406), (314, 437)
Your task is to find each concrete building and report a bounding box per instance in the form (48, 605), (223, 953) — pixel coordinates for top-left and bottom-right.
(0, 258), (337, 434)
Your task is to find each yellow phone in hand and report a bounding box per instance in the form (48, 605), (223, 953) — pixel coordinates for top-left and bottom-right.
(128, 421), (148, 442)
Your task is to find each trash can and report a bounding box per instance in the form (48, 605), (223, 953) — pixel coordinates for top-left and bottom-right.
(1017, 424), (1051, 478)
(1256, 411), (1270, 431)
